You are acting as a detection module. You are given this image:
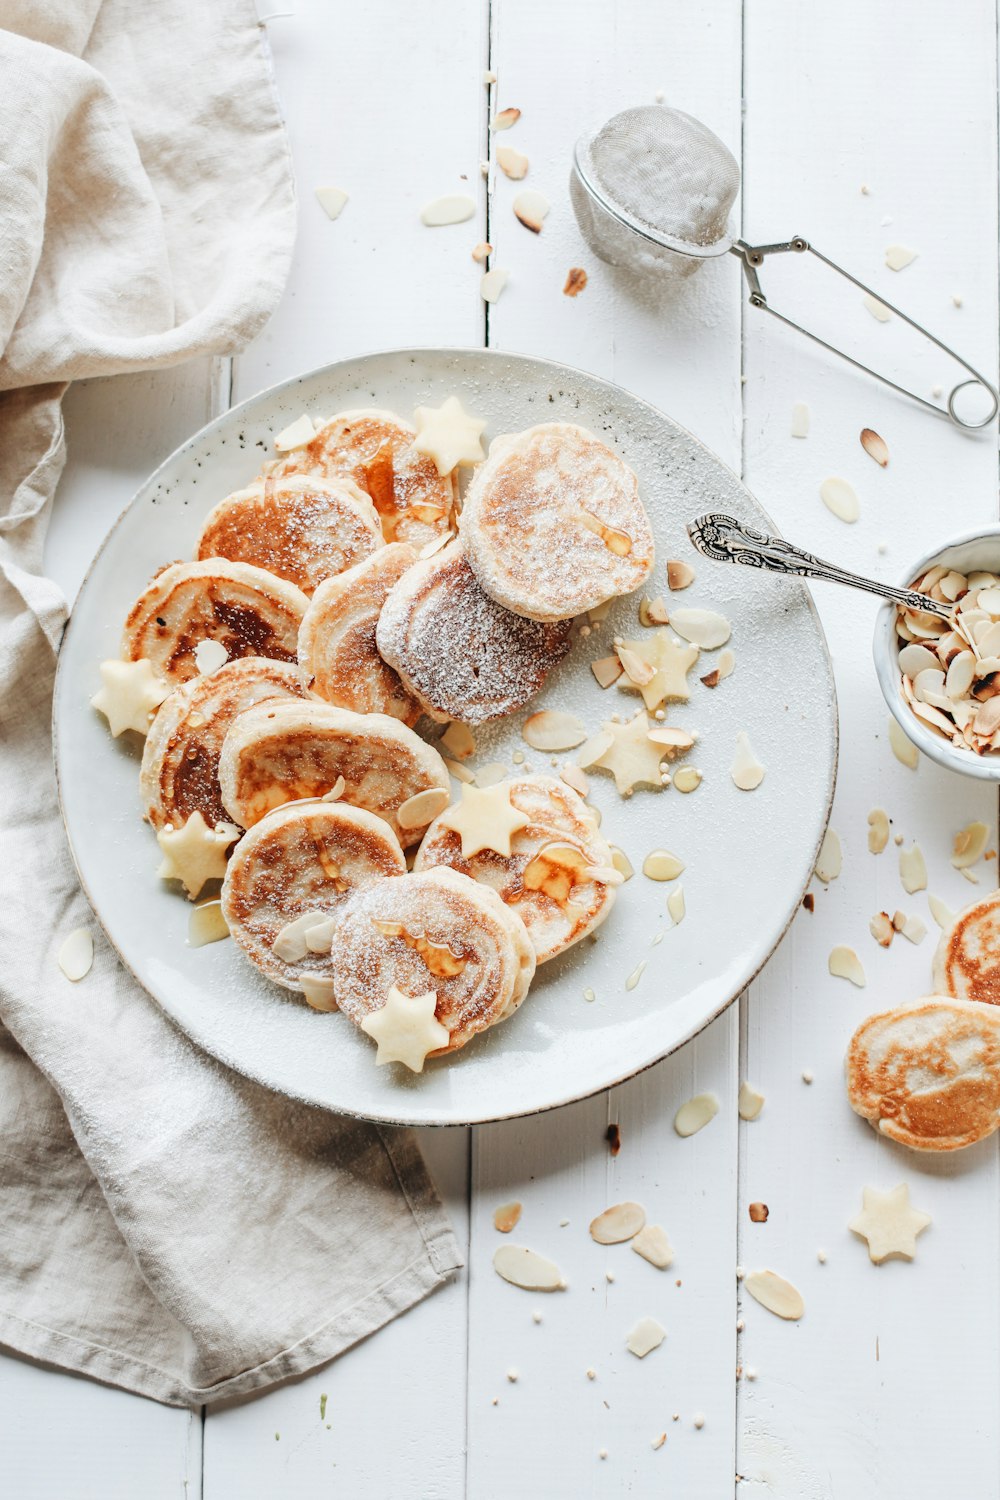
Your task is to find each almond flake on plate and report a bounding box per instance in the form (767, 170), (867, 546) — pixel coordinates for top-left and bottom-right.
(639, 595), (670, 626)
(274, 413), (316, 452)
(57, 927), (94, 982)
(420, 194), (476, 227)
(666, 560), (695, 591)
(885, 244), (918, 271)
(444, 757), (476, 785)
(738, 1082), (765, 1121)
(631, 1225), (674, 1269)
(491, 106), (521, 130)
(868, 808), (890, 854)
(744, 1269), (804, 1321)
(480, 267), (510, 303)
(314, 186), (349, 221)
(471, 241), (493, 263)
(869, 911), (894, 948)
(590, 1202), (646, 1244)
(928, 892), (955, 928)
(300, 976), (337, 1012)
(493, 1245), (566, 1291)
(888, 717), (919, 768)
(673, 1091), (718, 1137)
(591, 655), (623, 689)
(863, 293), (892, 322)
(669, 608), (731, 650)
(860, 427), (890, 467)
(718, 649), (735, 680)
(441, 722), (475, 760)
(898, 912), (927, 944)
(899, 842), (927, 893)
(194, 638), (228, 675)
(494, 1201), (522, 1233)
(522, 709), (587, 751)
(814, 827), (842, 882)
(563, 266), (588, 297)
(790, 401), (810, 438)
(560, 764), (590, 796)
(496, 146), (529, 180)
(731, 731), (765, 791)
(513, 189), (550, 233)
(819, 476), (860, 523)
(952, 820), (988, 869)
(648, 726), (696, 756)
(626, 1317), (666, 1358)
(829, 945), (866, 986)
(617, 645), (655, 686)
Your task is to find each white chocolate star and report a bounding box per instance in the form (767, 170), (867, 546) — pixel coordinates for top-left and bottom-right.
(592, 712), (666, 796)
(617, 631), (699, 710)
(91, 658), (170, 737)
(157, 812), (240, 900)
(849, 1184), (931, 1264)
(360, 985), (449, 1072)
(413, 396), (487, 476)
(437, 781), (530, 857)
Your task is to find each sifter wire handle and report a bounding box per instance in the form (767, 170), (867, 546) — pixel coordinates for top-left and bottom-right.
(730, 237), (999, 431)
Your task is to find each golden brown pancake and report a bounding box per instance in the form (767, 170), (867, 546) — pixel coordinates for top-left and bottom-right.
(932, 889), (1000, 1005)
(375, 540), (572, 724)
(195, 474), (383, 595)
(122, 559), (308, 686)
(140, 657), (308, 832)
(269, 408), (456, 548)
(846, 996), (1000, 1151)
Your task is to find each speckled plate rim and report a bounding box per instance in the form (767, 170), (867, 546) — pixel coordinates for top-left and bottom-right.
(54, 346), (839, 1126)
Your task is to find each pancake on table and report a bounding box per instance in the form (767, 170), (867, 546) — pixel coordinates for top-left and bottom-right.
(196, 473), (383, 595)
(375, 539), (572, 724)
(122, 559), (308, 686)
(932, 889), (1000, 1005)
(331, 868), (535, 1058)
(298, 542), (420, 724)
(222, 800), (406, 991)
(414, 774), (619, 963)
(269, 408), (456, 549)
(846, 996), (1000, 1151)
(460, 421), (655, 621)
(140, 657), (309, 833)
(217, 698), (450, 846)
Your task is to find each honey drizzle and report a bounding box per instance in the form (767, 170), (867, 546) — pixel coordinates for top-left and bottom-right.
(579, 510), (633, 557)
(522, 842), (594, 914)
(373, 919), (467, 977)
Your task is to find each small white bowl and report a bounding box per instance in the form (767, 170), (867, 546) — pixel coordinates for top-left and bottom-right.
(873, 523), (1000, 780)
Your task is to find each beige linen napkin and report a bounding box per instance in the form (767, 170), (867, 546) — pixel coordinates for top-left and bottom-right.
(0, 0), (460, 1406)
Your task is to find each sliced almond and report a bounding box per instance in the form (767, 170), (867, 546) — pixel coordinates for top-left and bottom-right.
(899, 842), (928, 893)
(626, 1317), (666, 1358)
(617, 645), (655, 686)
(522, 709), (587, 752)
(563, 266), (588, 297)
(559, 764), (590, 797)
(648, 726), (696, 756)
(973, 697), (1000, 737)
(444, 757), (476, 785)
(513, 189), (550, 233)
(672, 765), (702, 794)
(274, 413), (315, 452)
(819, 476), (860, 523)
(471, 241), (493, 263)
(273, 910), (331, 964)
(928, 892), (955, 928)
(669, 608), (731, 650)
(700, 669), (720, 689)
(496, 146), (529, 180)
(863, 293), (892, 322)
(188, 901), (230, 948)
(491, 106), (521, 131)
(493, 1201), (523, 1233)
(673, 1091), (718, 1137)
(791, 401), (810, 438)
(867, 808), (890, 854)
(642, 849), (684, 881)
(829, 945), (866, 986)
(860, 428), (889, 467)
(885, 244), (918, 271)
(888, 717), (919, 769)
(744, 1270), (804, 1321)
(639, 595), (670, 627)
(577, 729), (615, 768)
(420, 193), (476, 227)
(418, 531), (455, 560)
(441, 721), (475, 760)
(666, 560), (695, 591)
(946, 651), (976, 700)
(322, 775), (346, 802)
(493, 1245), (566, 1291)
(480, 267), (510, 303)
(475, 761), (508, 787)
(718, 649), (735, 680)
(590, 1202), (646, 1244)
(898, 643), (939, 677)
(591, 655), (624, 689)
(397, 787), (450, 831)
(610, 845), (634, 881)
(57, 927), (94, 982)
(869, 911), (894, 948)
(738, 1082), (765, 1121)
(300, 976), (338, 1011)
(731, 731), (765, 791)
(900, 913), (927, 944)
(314, 186), (349, 221)
(631, 1226), (674, 1270)
(952, 820), (989, 869)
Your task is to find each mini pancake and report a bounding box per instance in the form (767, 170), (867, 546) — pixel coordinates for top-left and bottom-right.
(932, 889), (1000, 1005)
(846, 995), (1000, 1151)
(375, 539), (572, 724)
(217, 698), (450, 847)
(460, 422), (655, 621)
(269, 408), (456, 548)
(221, 800), (406, 991)
(140, 657), (308, 833)
(122, 559), (308, 686)
(298, 542), (420, 724)
(331, 868), (536, 1056)
(414, 774), (617, 963)
(195, 473), (383, 595)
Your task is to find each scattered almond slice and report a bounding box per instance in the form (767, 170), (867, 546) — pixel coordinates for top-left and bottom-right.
(885, 244), (918, 271)
(273, 910), (331, 964)
(952, 820), (989, 869)
(188, 901), (230, 948)
(57, 927), (94, 982)
(418, 532), (455, 560)
(648, 726), (696, 756)
(496, 146), (529, 180)
(492, 106), (521, 130)
(700, 669), (720, 689)
(860, 428), (889, 467)
(899, 843), (927, 894)
(397, 787), (450, 831)
(869, 911), (894, 948)
(829, 945), (866, 986)
(898, 643), (939, 677)
(474, 762), (507, 787)
(738, 1082), (765, 1121)
(420, 194), (476, 227)
(666, 560), (695, 591)
(631, 1226), (674, 1269)
(867, 808), (890, 854)
(441, 722), (475, 760)
(444, 757), (476, 785)
(626, 1317), (666, 1358)
(898, 912), (927, 944)
(494, 1201), (522, 1233)
(669, 608), (731, 650)
(560, 764), (590, 796)
(744, 1270), (804, 1321)
(513, 189), (550, 233)
(643, 849), (684, 881)
(674, 1091), (718, 1137)
(888, 717), (919, 768)
(591, 656), (624, 689)
(563, 266), (588, 297)
(576, 729), (615, 769)
(928, 893), (955, 928)
(274, 413), (316, 452)
(863, 293), (892, 322)
(790, 402), (810, 438)
(314, 186), (349, 221)
(639, 595), (670, 626)
(590, 1202), (646, 1244)
(522, 710), (587, 752)
(731, 731), (765, 791)
(493, 1245), (566, 1291)
(610, 846), (634, 881)
(667, 885), (686, 925)
(481, 267), (510, 303)
(672, 766), (701, 794)
(471, 241), (493, 263)
(718, 649), (735, 681)
(617, 645), (655, 686)
(814, 827), (842, 882)
(300, 976), (337, 1012)
(194, 638), (228, 675)
(819, 477), (860, 523)
(321, 775), (346, 802)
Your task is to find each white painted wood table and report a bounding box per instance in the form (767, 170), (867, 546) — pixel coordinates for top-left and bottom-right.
(9, 2), (1000, 1495)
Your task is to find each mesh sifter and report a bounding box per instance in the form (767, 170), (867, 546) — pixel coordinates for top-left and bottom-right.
(571, 105), (998, 430)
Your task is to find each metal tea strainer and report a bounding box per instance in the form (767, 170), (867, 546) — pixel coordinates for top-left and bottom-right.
(571, 105), (999, 430)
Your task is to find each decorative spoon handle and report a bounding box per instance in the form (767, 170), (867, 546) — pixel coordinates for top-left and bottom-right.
(685, 512), (951, 620)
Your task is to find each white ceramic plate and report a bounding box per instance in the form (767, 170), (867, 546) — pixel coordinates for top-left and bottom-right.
(55, 349), (837, 1125)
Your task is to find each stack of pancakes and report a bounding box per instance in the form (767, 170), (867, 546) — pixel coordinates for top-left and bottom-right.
(108, 405), (655, 1068)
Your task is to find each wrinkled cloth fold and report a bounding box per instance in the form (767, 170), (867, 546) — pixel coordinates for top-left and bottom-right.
(0, 0), (460, 1408)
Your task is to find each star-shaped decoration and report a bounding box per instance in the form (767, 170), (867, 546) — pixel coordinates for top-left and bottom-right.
(617, 631), (699, 711)
(91, 658), (170, 737)
(157, 812), (240, 900)
(849, 1183), (932, 1264)
(360, 985), (450, 1072)
(591, 712), (667, 796)
(413, 396), (487, 476)
(437, 781), (530, 857)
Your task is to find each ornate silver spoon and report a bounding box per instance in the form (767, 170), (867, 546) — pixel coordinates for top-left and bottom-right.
(686, 513), (952, 620)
